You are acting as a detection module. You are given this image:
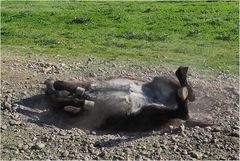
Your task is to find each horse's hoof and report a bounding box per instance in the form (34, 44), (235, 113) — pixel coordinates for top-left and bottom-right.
(84, 100), (95, 110)
(44, 79), (55, 95)
(64, 105), (82, 114)
(76, 87), (85, 97)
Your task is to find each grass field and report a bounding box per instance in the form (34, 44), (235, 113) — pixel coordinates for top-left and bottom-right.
(1, 1), (239, 74)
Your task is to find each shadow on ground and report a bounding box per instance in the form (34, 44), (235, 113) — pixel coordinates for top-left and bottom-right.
(15, 94), (215, 133)
(16, 94), (84, 129)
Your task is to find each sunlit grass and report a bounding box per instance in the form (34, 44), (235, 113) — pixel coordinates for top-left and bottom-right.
(1, 1), (239, 73)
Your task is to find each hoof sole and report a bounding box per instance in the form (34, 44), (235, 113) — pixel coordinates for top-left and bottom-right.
(64, 106), (82, 114)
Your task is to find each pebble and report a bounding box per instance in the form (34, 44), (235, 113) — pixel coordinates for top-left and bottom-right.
(173, 144), (178, 151)
(1, 125), (8, 130)
(9, 120), (21, 126)
(203, 138), (209, 143)
(68, 154), (75, 159)
(182, 150), (188, 155)
(54, 128), (60, 133)
(135, 154), (142, 160)
(89, 72), (97, 77)
(223, 126), (232, 133)
(91, 131), (97, 135)
(98, 151), (106, 157)
(28, 143), (35, 148)
(59, 130), (67, 136)
(160, 145), (167, 149)
(127, 144), (134, 148)
(22, 91), (28, 96)
(14, 149), (19, 154)
(17, 143), (23, 149)
(61, 63), (67, 67)
(190, 151), (203, 159)
(230, 130), (239, 137)
(2, 149), (10, 154)
(179, 124), (185, 133)
(232, 125), (239, 130)
(11, 104), (19, 111)
(171, 136), (179, 142)
(153, 143), (160, 148)
(62, 150), (69, 157)
(3, 101), (12, 111)
(33, 137), (38, 141)
(114, 155), (124, 160)
(5, 95), (12, 102)
(87, 58), (93, 62)
(205, 126), (212, 131)
(22, 144), (29, 150)
(213, 126), (222, 132)
(35, 142), (45, 149)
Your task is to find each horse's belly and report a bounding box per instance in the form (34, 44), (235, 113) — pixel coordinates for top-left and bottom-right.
(88, 79), (147, 116)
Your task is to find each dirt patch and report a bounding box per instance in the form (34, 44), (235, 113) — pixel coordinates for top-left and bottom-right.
(1, 54), (239, 160)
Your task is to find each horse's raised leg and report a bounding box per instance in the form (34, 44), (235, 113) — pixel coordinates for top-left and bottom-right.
(45, 79), (94, 114)
(53, 80), (91, 93)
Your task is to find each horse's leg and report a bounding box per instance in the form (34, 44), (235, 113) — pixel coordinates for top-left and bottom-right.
(45, 79), (92, 114)
(55, 97), (94, 113)
(45, 89), (84, 107)
(45, 79), (72, 101)
(53, 97), (85, 107)
(48, 93), (86, 114)
(53, 80), (91, 93)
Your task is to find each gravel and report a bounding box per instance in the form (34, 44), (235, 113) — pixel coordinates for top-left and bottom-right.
(35, 142), (46, 149)
(1, 125), (8, 130)
(59, 130), (67, 136)
(9, 120), (21, 126)
(190, 151), (203, 159)
(3, 101), (12, 111)
(1, 55), (239, 160)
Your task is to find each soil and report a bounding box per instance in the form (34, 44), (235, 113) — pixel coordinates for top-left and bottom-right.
(1, 54), (239, 160)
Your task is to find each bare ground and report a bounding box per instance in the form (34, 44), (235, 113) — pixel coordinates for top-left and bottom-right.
(1, 54), (239, 160)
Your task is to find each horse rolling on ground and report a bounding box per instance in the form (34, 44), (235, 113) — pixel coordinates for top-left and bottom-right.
(44, 66), (195, 131)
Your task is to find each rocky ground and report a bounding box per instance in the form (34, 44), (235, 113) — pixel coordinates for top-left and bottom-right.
(1, 54), (239, 160)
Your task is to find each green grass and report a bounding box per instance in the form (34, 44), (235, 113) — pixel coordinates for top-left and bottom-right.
(1, 1), (239, 74)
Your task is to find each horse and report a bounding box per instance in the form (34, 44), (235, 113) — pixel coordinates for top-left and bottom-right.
(44, 66), (195, 131)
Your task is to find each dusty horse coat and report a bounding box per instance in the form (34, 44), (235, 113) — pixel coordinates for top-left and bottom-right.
(45, 67), (194, 130)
